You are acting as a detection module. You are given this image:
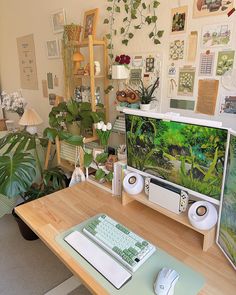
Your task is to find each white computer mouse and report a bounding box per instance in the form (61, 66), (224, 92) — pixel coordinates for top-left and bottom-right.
(154, 267), (180, 295)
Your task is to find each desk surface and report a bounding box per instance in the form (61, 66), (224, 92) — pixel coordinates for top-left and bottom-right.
(16, 182), (236, 295)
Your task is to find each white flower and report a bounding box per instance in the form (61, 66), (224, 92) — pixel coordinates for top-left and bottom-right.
(99, 121), (105, 128)
(102, 125), (107, 132)
(96, 122), (102, 130)
(106, 122), (112, 130)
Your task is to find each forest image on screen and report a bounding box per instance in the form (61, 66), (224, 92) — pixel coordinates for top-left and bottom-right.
(126, 114), (227, 200)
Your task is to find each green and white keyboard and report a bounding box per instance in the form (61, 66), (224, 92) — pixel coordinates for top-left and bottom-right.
(83, 214), (156, 272)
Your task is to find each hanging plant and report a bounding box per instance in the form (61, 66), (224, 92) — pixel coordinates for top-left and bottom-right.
(104, 0), (164, 59)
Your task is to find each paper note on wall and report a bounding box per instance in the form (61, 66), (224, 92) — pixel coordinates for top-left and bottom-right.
(196, 80), (219, 116)
(187, 31), (198, 63)
(17, 34), (38, 90)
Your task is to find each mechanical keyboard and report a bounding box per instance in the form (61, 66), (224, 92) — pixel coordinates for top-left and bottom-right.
(82, 214), (156, 272)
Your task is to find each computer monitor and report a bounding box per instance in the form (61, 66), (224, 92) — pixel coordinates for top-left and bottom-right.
(125, 110), (228, 205)
(217, 130), (236, 270)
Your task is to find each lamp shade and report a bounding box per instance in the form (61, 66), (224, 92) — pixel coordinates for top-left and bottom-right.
(19, 108), (43, 126)
(72, 51), (84, 62)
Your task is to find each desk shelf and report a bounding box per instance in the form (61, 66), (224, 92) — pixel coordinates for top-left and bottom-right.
(122, 191), (216, 252)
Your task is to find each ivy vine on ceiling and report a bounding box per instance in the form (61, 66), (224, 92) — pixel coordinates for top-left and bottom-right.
(104, 0), (164, 59)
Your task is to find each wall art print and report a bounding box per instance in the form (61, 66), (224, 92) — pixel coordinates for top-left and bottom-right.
(217, 132), (236, 270)
(178, 67), (195, 96)
(216, 50), (235, 76)
(171, 6), (188, 34)
(169, 40), (184, 61)
(220, 93), (236, 114)
(193, 0), (234, 18)
(201, 23), (232, 48)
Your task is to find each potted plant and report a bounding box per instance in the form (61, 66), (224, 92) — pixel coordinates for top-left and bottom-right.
(136, 77), (159, 111)
(112, 54), (131, 79)
(0, 131), (68, 240)
(49, 99), (104, 136)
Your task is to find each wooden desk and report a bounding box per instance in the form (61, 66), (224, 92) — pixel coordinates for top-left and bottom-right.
(15, 182), (236, 295)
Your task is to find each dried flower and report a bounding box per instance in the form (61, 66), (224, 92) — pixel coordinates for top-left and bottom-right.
(0, 90), (27, 116)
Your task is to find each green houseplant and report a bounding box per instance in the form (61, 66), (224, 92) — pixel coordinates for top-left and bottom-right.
(136, 77), (159, 111)
(49, 99), (104, 136)
(0, 131), (68, 239)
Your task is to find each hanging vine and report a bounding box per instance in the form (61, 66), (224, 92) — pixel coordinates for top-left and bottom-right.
(104, 0), (164, 60)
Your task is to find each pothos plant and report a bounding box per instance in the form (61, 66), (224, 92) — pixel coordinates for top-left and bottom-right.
(104, 0), (164, 60)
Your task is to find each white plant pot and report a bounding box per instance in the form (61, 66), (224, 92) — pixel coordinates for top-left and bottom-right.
(112, 65), (130, 80)
(140, 103), (151, 111)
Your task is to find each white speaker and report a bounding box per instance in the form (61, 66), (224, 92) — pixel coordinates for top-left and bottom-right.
(123, 172), (144, 195)
(188, 201), (218, 230)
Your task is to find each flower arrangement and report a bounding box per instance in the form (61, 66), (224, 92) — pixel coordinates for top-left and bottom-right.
(114, 54), (131, 66)
(0, 90), (27, 117)
(95, 121), (112, 147)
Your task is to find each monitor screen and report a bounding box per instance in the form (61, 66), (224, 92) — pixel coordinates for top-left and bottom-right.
(125, 113), (228, 203)
(217, 131), (236, 270)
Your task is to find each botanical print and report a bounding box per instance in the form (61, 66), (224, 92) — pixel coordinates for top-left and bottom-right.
(169, 40), (184, 61)
(220, 93), (236, 114)
(171, 6), (188, 34)
(216, 50), (235, 76)
(178, 67), (195, 96)
(125, 114), (227, 200)
(218, 133), (236, 269)
(193, 0), (234, 18)
(201, 23), (232, 48)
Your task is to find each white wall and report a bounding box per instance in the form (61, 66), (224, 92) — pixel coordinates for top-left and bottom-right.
(0, 0), (236, 130)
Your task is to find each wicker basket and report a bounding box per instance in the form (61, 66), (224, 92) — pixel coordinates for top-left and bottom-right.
(64, 24), (82, 42)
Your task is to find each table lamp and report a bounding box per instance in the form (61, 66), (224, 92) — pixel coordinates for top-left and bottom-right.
(72, 51), (85, 74)
(19, 108), (43, 134)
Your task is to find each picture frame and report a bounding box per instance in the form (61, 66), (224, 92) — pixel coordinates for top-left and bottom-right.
(201, 23), (232, 48)
(51, 9), (66, 34)
(193, 0), (234, 18)
(82, 8), (99, 41)
(171, 6), (188, 34)
(46, 39), (60, 59)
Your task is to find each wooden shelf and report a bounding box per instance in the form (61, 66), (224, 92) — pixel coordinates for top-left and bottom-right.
(122, 191), (216, 252)
(74, 75), (105, 79)
(78, 39), (105, 47)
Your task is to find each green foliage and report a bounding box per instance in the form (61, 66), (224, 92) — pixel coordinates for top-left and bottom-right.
(84, 152), (93, 168)
(136, 77), (159, 104)
(104, 0), (163, 59)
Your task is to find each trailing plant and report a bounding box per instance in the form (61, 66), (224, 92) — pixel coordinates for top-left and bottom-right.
(136, 77), (159, 104)
(104, 0), (164, 60)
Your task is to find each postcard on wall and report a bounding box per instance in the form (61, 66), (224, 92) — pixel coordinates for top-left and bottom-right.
(171, 6), (188, 34)
(17, 34), (38, 90)
(220, 92), (236, 114)
(178, 67), (196, 96)
(132, 55), (143, 68)
(169, 39), (184, 61)
(170, 99), (195, 110)
(199, 52), (215, 76)
(216, 50), (235, 76)
(196, 79), (219, 115)
(201, 23), (232, 48)
(193, 0), (234, 18)
(187, 31), (198, 63)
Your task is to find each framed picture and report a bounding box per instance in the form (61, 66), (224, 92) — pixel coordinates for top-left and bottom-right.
(171, 6), (188, 34)
(201, 23), (232, 48)
(82, 8), (99, 41)
(51, 9), (66, 34)
(46, 39), (60, 59)
(193, 0), (234, 18)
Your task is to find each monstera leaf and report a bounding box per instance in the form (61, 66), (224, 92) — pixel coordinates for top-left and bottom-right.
(0, 152), (36, 198)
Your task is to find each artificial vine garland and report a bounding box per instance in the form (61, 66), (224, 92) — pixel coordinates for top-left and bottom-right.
(104, 0), (164, 60)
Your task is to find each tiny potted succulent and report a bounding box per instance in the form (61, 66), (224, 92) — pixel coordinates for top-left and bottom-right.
(136, 77), (159, 111)
(112, 54), (131, 79)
